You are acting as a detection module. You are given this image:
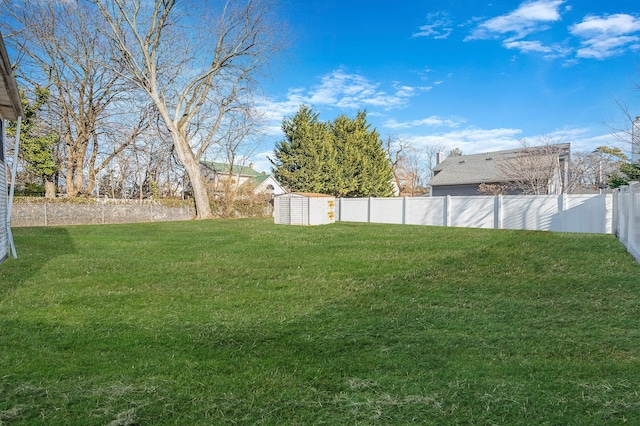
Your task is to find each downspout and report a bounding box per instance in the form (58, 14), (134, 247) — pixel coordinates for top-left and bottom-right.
(6, 115), (21, 258)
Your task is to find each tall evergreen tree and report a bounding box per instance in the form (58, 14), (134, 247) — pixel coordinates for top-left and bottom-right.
(271, 105), (335, 193)
(331, 111), (394, 197)
(271, 105), (394, 197)
(608, 161), (640, 188)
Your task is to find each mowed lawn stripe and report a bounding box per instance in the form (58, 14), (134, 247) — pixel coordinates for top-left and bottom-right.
(1, 219), (639, 424)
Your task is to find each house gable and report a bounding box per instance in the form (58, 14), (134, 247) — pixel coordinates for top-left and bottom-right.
(200, 161), (286, 196)
(428, 143), (570, 196)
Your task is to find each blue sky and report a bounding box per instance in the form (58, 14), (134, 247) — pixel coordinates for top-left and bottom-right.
(251, 0), (640, 172)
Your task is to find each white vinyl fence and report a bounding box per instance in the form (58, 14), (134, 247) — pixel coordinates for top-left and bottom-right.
(613, 182), (640, 262)
(337, 194), (613, 234)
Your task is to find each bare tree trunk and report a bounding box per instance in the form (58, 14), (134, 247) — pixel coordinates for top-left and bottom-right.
(154, 101), (213, 218)
(45, 180), (56, 198)
(177, 140), (212, 218)
(91, 0), (284, 218)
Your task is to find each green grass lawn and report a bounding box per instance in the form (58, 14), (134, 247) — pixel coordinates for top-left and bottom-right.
(1, 219), (639, 425)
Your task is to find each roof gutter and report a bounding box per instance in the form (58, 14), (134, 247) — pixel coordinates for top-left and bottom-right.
(0, 35), (23, 120)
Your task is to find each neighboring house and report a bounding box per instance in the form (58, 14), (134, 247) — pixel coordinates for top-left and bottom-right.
(200, 161), (286, 196)
(0, 33), (23, 263)
(428, 143), (570, 196)
(240, 173), (287, 196)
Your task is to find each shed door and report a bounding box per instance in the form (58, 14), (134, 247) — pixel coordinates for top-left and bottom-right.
(289, 196), (307, 225)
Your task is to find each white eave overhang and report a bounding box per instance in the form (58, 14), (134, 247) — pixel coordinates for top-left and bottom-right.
(0, 34), (23, 121)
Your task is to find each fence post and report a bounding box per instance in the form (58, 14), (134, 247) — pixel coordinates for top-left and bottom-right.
(444, 195), (451, 227)
(44, 202), (48, 226)
(368, 196), (372, 223)
(629, 182), (638, 260)
(612, 190), (619, 238)
(621, 186), (629, 246)
(494, 195), (502, 229)
(402, 196), (407, 225)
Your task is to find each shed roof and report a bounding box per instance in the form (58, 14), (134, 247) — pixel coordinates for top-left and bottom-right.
(429, 143), (570, 187)
(278, 192), (333, 198)
(0, 33), (22, 121)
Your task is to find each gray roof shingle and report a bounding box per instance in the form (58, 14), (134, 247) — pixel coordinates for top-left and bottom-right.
(428, 143), (570, 187)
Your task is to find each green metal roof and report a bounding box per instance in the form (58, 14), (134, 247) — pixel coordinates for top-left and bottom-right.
(200, 161), (262, 177)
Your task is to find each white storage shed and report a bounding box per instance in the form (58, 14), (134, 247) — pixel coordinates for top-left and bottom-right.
(273, 193), (336, 226)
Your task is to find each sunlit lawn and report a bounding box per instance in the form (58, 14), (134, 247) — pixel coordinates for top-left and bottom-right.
(1, 219), (639, 424)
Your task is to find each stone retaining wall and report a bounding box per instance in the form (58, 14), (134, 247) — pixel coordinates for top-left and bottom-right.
(11, 201), (196, 227)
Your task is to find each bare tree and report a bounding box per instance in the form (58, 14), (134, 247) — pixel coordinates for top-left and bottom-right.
(89, 0), (283, 218)
(1, 0), (147, 196)
(215, 110), (262, 216)
(385, 135), (409, 195)
(498, 138), (568, 195)
(422, 143), (448, 183)
(385, 136), (443, 196)
(447, 147), (463, 157)
(568, 146), (627, 192)
(477, 183), (509, 195)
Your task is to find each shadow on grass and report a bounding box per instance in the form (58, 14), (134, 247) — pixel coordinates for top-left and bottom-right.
(0, 227), (76, 301)
(3, 271), (639, 425)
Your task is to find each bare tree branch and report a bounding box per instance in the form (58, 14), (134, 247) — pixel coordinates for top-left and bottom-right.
(89, 0), (285, 218)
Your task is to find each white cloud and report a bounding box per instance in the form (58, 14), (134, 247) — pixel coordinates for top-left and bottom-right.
(402, 127), (524, 154)
(249, 150), (275, 174)
(463, 0), (571, 57)
(543, 127), (628, 153)
(413, 11), (455, 39)
(256, 69), (427, 135)
(467, 0), (565, 41)
(570, 14), (640, 59)
(503, 40), (571, 58)
(254, 69), (430, 156)
(571, 13), (640, 35)
(311, 69), (426, 109)
(504, 40), (553, 53)
(384, 116), (465, 129)
(399, 126), (620, 156)
(255, 90), (308, 136)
